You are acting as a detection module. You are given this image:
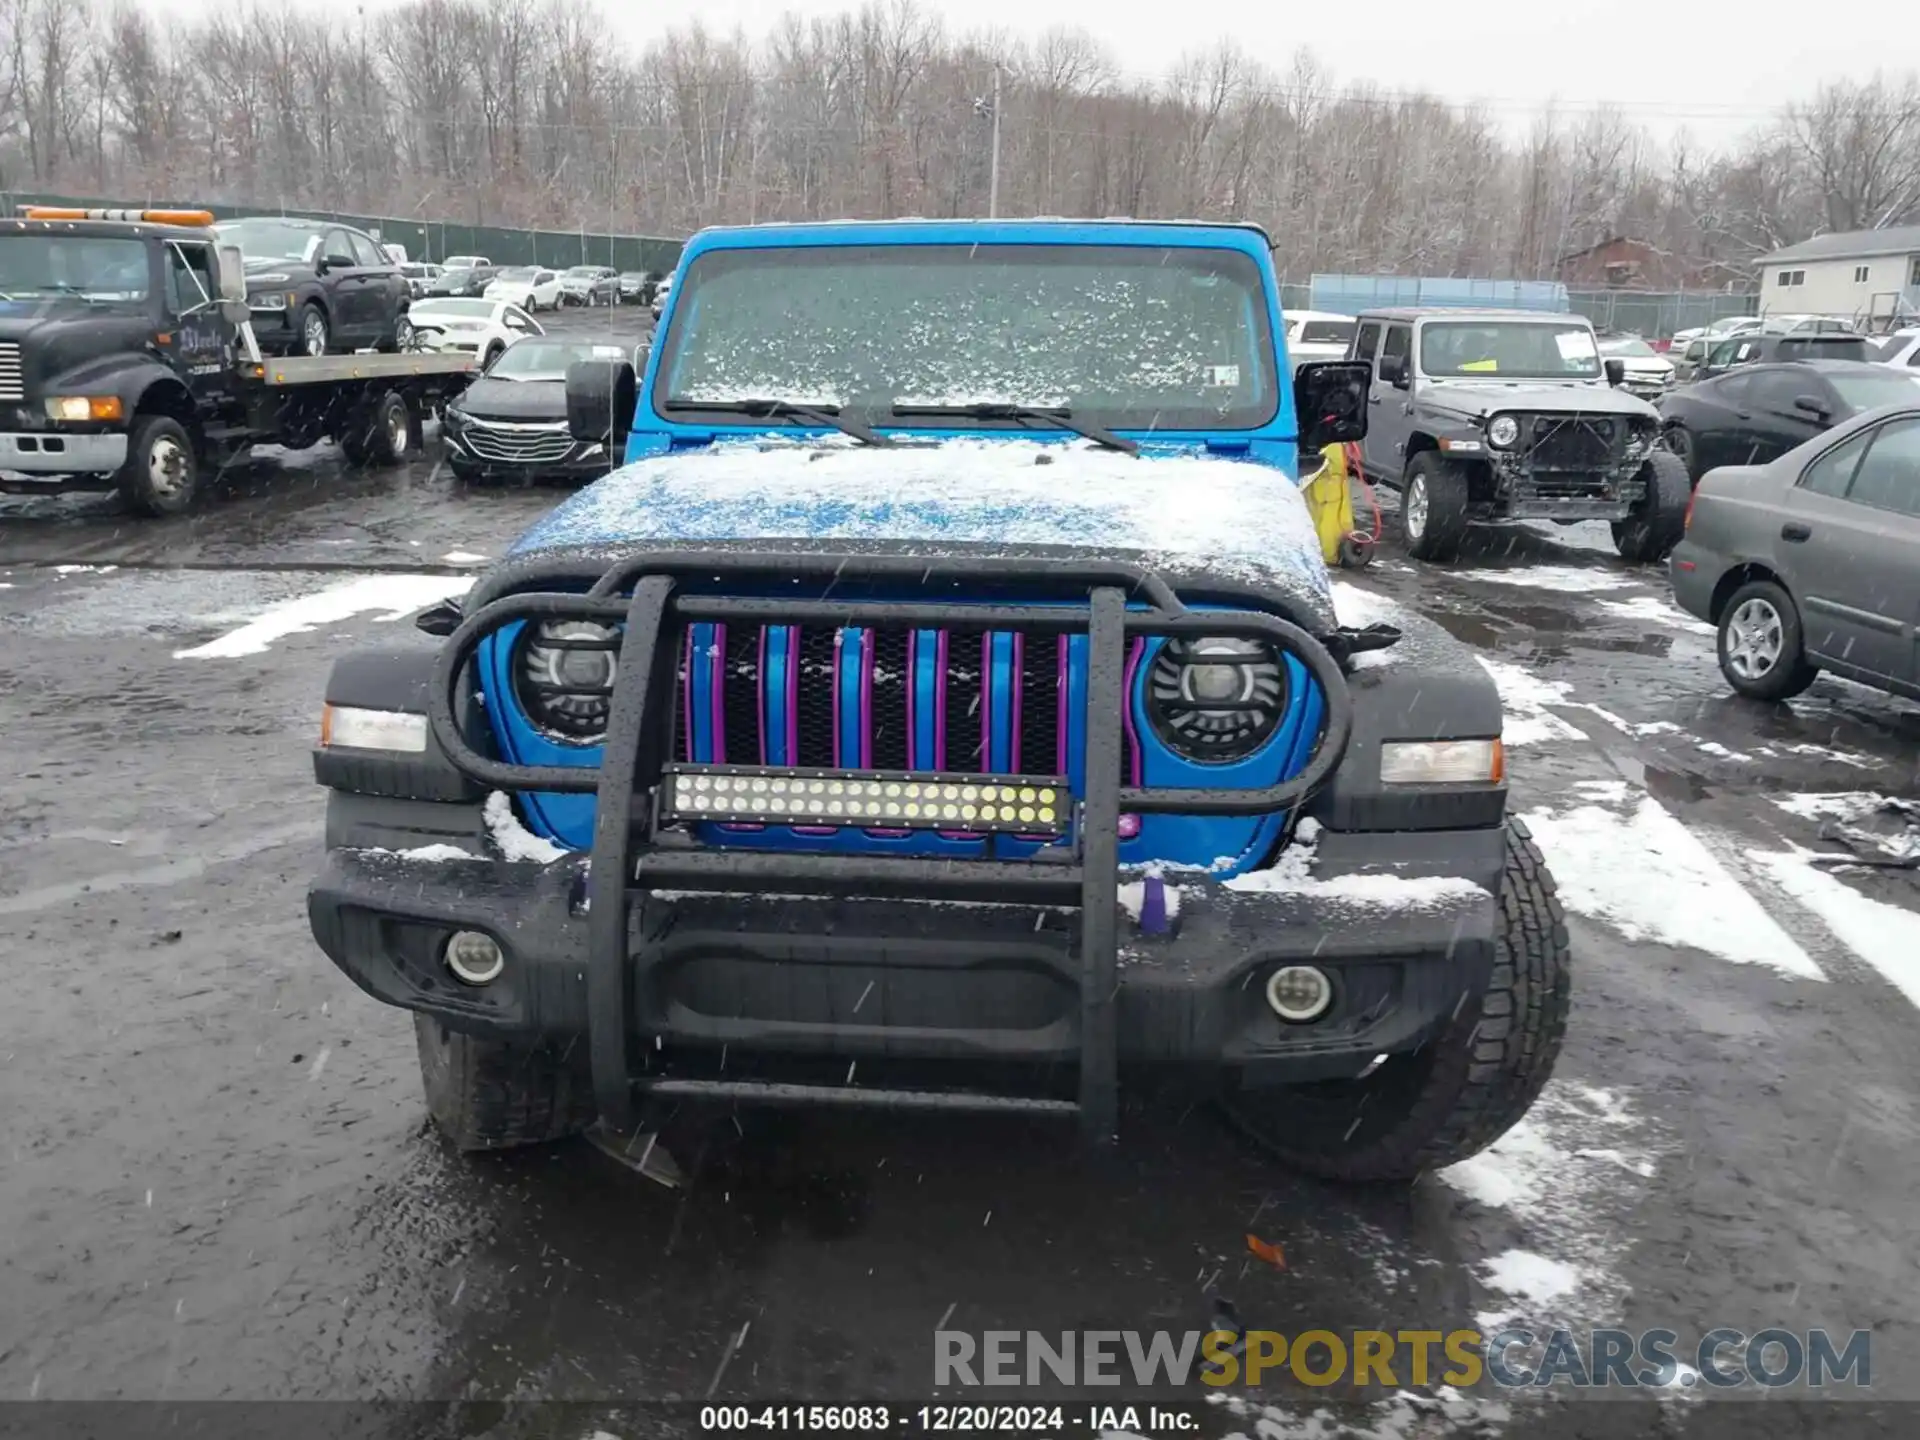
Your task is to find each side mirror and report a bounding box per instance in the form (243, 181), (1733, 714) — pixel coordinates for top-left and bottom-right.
(1793, 394), (1830, 419)
(1294, 360), (1372, 450)
(321, 253), (355, 273)
(216, 245), (248, 302)
(218, 299), (251, 326)
(1604, 358), (1627, 387)
(632, 340), (652, 374)
(1377, 354), (1409, 388)
(565, 357), (637, 445)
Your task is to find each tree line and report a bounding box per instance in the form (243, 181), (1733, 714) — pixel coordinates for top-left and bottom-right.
(4, 0), (1919, 283)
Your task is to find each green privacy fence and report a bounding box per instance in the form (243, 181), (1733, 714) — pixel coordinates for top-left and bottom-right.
(1277, 279), (1757, 339)
(2, 191), (684, 275)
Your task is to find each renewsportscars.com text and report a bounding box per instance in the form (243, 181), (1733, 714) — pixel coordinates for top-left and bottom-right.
(934, 1328), (1872, 1390)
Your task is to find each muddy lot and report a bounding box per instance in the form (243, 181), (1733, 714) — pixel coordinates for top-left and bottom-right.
(2, 330), (1917, 1437)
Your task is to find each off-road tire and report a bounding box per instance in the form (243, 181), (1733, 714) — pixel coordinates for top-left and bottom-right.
(296, 302), (330, 357)
(1613, 449), (1692, 563)
(1224, 819), (1571, 1183)
(415, 1015), (595, 1151)
(115, 414), (199, 517)
(339, 390), (412, 469)
(1716, 578), (1819, 701)
(1401, 451), (1472, 562)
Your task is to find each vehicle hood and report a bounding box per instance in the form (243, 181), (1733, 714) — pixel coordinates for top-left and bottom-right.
(454, 377), (566, 421)
(1420, 378), (1658, 418)
(0, 296), (137, 338)
(509, 437), (1335, 625)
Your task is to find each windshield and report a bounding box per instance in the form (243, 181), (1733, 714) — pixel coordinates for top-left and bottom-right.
(1828, 370), (1920, 411)
(489, 339), (619, 380)
(213, 219), (321, 263)
(1598, 336), (1658, 358)
(0, 235), (150, 301)
(1295, 318), (1354, 345)
(1419, 321), (1601, 379)
(411, 299), (495, 321)
(654, 243), (1278, 430)
(495, 267), (536, 281)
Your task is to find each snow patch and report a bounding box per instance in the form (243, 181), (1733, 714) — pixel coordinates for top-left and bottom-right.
(1443, 1081), (1659, 1334)
(1772, 791), (1888, 821)
(1458, 565), (1635, 594)
(1474, 657), (1583, 745)
(1329, 579), (1404, 628)
(1748, 849), (1920, 1009)
(1596, 594), (1715, 635)
(1520, 793), (1822, 978)
(484, 792), (570, 864)
(1480, 1249), (1586, 1307)
(1774, 741), (1883, 770)
(356, 842), (478, 863)
(441, 550), (490, 564)
(174, 574), (473, 658)
(54, 564), (118, 575)
(1222, 823), (1486, 908)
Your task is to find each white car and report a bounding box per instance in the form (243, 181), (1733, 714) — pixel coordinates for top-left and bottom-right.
(484, 266), (562, 312)
(650, 272), (675, 320)
(404, 298), (543, 365)
(1283, 310), (1356, 371)
(1868, 328), (1920, 370)
(1670, 315), (1764, 348)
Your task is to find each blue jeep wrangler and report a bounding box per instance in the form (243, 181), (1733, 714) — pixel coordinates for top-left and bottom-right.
(307, 219), (1569, 1182)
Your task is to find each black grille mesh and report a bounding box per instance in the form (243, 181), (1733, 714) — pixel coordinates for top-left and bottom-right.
(794, 627), (839, 768)
(869, 629), (911, 770)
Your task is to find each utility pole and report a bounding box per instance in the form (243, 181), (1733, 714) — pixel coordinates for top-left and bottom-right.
(988, 64), (1002, 219)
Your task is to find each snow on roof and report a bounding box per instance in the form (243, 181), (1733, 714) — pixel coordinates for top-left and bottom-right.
(1763, 224), (1920, 265)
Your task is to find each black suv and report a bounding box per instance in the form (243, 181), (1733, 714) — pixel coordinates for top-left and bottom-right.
(213, 217), (410, 356)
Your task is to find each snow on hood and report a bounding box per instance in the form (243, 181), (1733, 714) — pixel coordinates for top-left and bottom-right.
(510, 437), (1332, 610)
(1419, 379), (1658, 419)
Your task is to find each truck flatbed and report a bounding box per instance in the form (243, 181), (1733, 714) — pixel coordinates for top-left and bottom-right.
(241, 347), (476, 388)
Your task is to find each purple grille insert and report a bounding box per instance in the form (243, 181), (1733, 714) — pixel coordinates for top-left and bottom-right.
(710, 623), (727, 763)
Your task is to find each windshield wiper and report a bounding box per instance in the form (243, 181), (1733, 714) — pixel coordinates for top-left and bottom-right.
(886, 402), (1138, 456)
(662, 397), (892, 447)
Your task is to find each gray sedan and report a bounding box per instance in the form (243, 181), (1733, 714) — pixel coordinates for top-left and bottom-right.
(1671, 402), (1920, 702)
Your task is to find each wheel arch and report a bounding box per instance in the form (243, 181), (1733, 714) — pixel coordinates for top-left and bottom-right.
(1709, 561), (1786, 624)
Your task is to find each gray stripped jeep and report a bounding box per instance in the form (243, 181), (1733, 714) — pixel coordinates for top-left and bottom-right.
(1350, 308), (1692, 563)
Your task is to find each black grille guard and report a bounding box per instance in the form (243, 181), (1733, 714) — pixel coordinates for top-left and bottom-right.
(423, 551), (1355, 1142)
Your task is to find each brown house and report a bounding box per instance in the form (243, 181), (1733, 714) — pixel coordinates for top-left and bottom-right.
(1555, 236), (1745, 292)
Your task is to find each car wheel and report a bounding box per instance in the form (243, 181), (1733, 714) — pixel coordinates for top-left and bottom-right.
(1223, 819), (1570, 1182)
(1661, 422), (1699, 482)
(1612, 450), (1691, 563)
(297, 302), (330, 357)
(1717, 579), (1819, 700)
(414, 1014), (594, 1151)
(115, 414), (200, 517)
(1400, 452), (1471, 562)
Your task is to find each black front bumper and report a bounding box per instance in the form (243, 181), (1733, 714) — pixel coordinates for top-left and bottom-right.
(310, 823), (1499, 1094)
(307, 551), (1498, 1139)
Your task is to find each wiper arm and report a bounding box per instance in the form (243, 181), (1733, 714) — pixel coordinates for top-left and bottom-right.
(886, 402), (1139, 455)
(662, 397), (892, 447)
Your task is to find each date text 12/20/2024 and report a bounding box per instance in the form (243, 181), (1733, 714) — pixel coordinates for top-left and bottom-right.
(699, 1405), (1198, 1433)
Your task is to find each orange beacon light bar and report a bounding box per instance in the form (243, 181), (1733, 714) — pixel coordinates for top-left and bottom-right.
(20, 207), (217, 227)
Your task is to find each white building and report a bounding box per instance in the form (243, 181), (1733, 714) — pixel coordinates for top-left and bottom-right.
(1757, 225), (1920, 327)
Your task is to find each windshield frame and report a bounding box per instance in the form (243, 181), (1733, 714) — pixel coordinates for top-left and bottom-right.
(649, 240), (1281, 434)
(1417, 319), (1604, 381)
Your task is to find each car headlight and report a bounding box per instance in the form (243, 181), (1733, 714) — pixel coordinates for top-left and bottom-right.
(1144, 636), (1286, 763)
(1487, 414), (1521, 448)
(514, 619), (620, 743)
(248, 272), (291, 285)
(1380, 739), (1504, 785)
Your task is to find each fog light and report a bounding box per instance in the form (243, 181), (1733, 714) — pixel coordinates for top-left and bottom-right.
(445, 930), (504, 986)
(1265, 965), (1333, 1023)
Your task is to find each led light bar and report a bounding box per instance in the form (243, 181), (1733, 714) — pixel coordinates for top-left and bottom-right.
(663, 764), (1069, 836)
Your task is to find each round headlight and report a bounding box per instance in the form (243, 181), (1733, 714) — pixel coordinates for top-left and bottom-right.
(515, 619), (620, 743)
(1487, 414), (1521, 448)
(1145, 637), (1286, 763)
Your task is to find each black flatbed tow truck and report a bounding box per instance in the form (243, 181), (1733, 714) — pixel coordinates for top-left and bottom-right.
(0, 207), (476, 514)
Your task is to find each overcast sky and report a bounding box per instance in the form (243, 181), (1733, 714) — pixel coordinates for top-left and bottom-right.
(159, 0), (1920, 152)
